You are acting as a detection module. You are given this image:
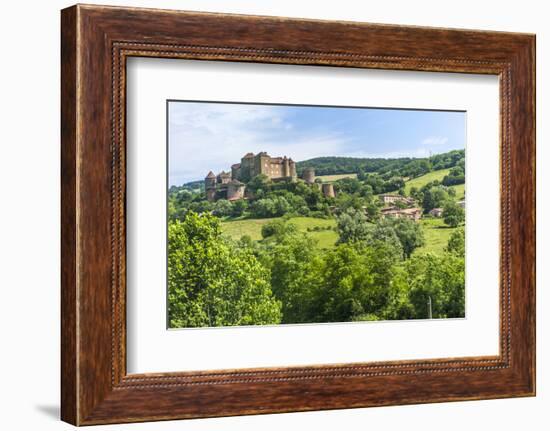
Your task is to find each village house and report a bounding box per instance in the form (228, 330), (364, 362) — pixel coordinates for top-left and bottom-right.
(429, 207), (444, 217)
(378, 193), (415, 206)
(381, 206), (422, 222)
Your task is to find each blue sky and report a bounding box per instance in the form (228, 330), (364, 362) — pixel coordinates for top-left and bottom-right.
(168, 101), (465, 186)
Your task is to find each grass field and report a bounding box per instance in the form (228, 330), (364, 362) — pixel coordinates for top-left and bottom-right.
(449, 183), (465, 200)
(315, 173), (357, 183)
(221, 216), (338, 249)
(401, 168), (465, 201)
(222, 215), (456, 255)
(403, 169), (450, 194)
(414, 217), (458, 255)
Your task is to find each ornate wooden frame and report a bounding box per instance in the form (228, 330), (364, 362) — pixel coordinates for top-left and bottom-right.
(61, 4), (535, 426)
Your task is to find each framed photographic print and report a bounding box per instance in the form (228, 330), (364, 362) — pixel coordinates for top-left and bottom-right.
(61, 4), (535, 426)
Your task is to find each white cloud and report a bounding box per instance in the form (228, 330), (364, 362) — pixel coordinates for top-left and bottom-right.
(168, 103), (348, 185)
(345, 147), (432, 159)
(421, 136), (449, 146)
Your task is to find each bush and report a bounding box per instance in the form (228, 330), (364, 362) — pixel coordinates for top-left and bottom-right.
(443, 201), (465, 227)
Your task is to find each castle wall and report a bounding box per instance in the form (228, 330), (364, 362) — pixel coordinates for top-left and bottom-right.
(267, 161), (283, 178)
(240, 156), (254, 181)
(231, 165), (241, 180)
(206, 188), (216, 202)
(205, 152), (298, 202)
(227, 183), (245, 201)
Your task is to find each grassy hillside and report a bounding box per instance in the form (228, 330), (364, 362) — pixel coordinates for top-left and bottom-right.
(450, 183), (465, 200)
(315, 173), (357, 183)
(414, 218), (458, 255)
(402, 168), (465, 201)
(223, 215), (457, 256)
(403, 169), (450, 194)
(221, 216), (338, 249)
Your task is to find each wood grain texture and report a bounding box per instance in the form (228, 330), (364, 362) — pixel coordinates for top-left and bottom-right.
(60, 5), (78, 425)
(60, 4), (535, 426)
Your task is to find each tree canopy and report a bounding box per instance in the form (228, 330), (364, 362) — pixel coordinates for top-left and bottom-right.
(168, 212), (282, 327)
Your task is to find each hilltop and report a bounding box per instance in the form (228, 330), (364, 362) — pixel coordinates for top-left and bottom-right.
(296, 149), (464, 178)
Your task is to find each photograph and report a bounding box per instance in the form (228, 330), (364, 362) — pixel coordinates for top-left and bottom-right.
(52, 3), (536, 426)
(167, 101), (467, 329)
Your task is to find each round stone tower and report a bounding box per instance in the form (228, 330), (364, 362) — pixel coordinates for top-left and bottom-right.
(302, 167), (315, 184)
(205, 171), (216, 202)
(205, 171), (216, 189)
(322, 183), (335, 198)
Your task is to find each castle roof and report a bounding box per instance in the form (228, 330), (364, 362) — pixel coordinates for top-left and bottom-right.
(231, 163), (241, 169)
(243, 152), (254, 158)
(205, 171), (216, 178)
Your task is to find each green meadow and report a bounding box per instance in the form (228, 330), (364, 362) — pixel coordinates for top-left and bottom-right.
(414, 217), (458, 255)
(402, 168), (465, 200)
(222, 214), (457, 256)
(315, 173), (357, 183)
(221, 216), (338, 249)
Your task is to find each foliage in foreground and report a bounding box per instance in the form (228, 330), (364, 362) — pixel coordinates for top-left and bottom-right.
(168, 211), (465, 328)
(168, 212), (282, 328)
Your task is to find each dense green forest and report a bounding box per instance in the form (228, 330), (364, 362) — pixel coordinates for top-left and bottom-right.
(168, 149), (466, 328)
(295, 149), (464, 177)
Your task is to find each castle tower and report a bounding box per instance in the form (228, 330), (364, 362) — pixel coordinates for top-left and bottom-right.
(322, 183), (335, 198)
(240, 152), (255, 182)
(302, 167), (315, 184)
(283, 156), (290, 177)
(289, 158), (297, 179)
(231, 163), (241, 180)
(217, 171), (231, 185)
(205, 171), (216, 202)
(257, 152), (271, 177)
(205, 171), (216, 188)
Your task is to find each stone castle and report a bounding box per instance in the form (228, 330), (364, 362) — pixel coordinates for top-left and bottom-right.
(205, 152), (334, 201)
(232, 152), (297, 183)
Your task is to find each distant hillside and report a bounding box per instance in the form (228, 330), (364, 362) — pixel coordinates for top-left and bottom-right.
(401, 168), (465, 200)
(169, 179), (204, 195)
(296, 149), (465, 178)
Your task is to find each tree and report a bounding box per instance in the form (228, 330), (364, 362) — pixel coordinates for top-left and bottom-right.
(168, 211), (282, 328)
(246, 174), (271, 195)
(442, 165), (465, 186)
(389, 218), (425, 258)
(308, 241), (402, 323)
(261, 219), (298, 239)
(212, 199), (233, 217)
(363, 219), (404, 259)
(256, 221), (321, 323)
(250, 198), (276, 218)
(336, 208), (371, 244)
(422, 185), (449, 213)
(443, 200), (465, 227)
(446, 227), (465, 257)
(231, 199), (248, 217)
(334, 193), (365, 212)
(403, 253), (465, 319)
